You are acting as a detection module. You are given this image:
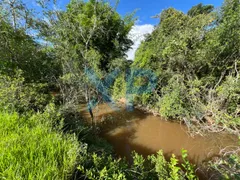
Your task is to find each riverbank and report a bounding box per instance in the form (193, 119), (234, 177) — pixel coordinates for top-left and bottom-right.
(80, 103), (239, 179)
(83, 103), (238, 160)
(117, 97), (240, 137)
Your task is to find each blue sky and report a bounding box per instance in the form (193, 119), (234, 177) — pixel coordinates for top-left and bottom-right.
(58, 0), (224, 25)
(117, 0), (223, 25)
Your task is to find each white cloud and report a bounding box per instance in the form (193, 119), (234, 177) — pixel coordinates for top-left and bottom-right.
(126, 24), (154, 60)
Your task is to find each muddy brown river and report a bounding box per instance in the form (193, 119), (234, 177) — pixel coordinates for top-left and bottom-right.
(80, 103), (239, 179)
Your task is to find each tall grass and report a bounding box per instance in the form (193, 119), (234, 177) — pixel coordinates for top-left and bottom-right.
(0, 111), (80, 180)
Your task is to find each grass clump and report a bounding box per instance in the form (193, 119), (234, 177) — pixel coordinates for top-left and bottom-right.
(0, 111), (80, 180)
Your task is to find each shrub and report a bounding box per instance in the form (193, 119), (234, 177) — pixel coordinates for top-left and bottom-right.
(210, 137), (240, 179)
(181, 149), (197, 180)
(77, 150), (128, 180)
(148, 150), (198, 180)
(112, 74), (126, 100)
(159, 75), (189, 118)
(148, 150), (169, 179)
(216, 75), (240, 117)
(76, 149), (198, 180)
(210, 152), (240, 179)
(0, 71), (52, 113)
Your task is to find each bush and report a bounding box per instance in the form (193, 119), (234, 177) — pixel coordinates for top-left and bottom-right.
(204, 75), (240, 130)
(210, 151), (240, 179)
(76, 149), (198, 180)
(0, 71), (53, 113)
(0, 110), (80, 180)
(112, 74), (126, 100)
(159, 75), (189, 118)
(77, 150), (128, 180)
(149, 150), (198, 180)
(216, 76), (240, 116)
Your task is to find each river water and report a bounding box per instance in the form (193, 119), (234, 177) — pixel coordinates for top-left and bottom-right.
(80, 103), (238, 179)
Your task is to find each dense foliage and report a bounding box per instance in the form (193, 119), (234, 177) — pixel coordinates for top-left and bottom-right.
(76, 149), (197, 180)
(118, 0), (240, 135)
(0, 18), (60, 83)
(0, 72), (52, 112)
(46, 0), (135, 113)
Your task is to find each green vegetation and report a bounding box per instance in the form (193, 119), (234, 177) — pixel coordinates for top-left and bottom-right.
(210, 153), (240, 179)
(187, 3), (214, 17)
(0, 73), (198, 179)
(76, 149), (197, 180)
(0, 110), (79, 179)
(125, 0), (240, 135)
(0, 0), (239, 179)
(0, 72), (52, 112)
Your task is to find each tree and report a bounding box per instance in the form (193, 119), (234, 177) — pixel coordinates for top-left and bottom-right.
(0, 0), (61, 83)
(134, 7), (214, 79)
(214, 0), (240, 76)
(49, 0), (135, 123)
(131, 1), (240, 135)
(53, 0), (134, 72)
(187, 3), (214, 17)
